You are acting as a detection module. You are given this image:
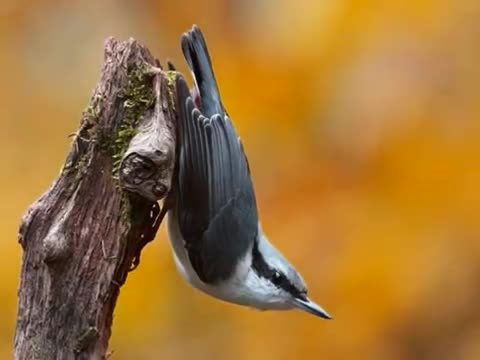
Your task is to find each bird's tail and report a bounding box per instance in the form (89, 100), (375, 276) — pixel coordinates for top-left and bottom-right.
(181, 25), (223, 117)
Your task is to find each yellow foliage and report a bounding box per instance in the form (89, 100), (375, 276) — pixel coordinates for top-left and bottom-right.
(1, 0), (480, 359)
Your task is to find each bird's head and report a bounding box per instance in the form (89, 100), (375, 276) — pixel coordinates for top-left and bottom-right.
(242, 230), (332, 319)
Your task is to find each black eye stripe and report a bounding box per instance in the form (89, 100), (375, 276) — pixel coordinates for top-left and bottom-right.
(272, 272), (303, 298)
(251, 240), (304, 298)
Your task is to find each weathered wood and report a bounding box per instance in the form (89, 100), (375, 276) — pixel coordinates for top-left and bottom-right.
(14, 37), (177, 359)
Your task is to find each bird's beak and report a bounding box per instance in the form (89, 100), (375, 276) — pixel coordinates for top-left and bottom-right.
(293, 297), (332, 319)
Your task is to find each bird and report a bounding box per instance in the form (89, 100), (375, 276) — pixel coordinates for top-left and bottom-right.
(166, 25), (331, 319)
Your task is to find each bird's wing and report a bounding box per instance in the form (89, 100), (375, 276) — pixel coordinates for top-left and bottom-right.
(175, 76), (258, 284)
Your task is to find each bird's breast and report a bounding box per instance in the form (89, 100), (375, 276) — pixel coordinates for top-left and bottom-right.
(166, 208), (259, 307)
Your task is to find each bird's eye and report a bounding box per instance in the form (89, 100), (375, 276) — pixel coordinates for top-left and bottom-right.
(272, 271), (282, 285)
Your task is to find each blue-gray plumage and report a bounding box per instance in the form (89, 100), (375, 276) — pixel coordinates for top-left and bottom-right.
(175, 76), (257, 283)
(166, 25), (331, 319)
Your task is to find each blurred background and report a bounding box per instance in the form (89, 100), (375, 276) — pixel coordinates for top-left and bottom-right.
(1, 0), (480, 359)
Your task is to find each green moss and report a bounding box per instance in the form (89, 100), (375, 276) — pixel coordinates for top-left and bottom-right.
(165, 70), (177, 86)
(111, 63), (156, 179)
(83, 103), (99, 125)
(61, 103), (99, 176)
(81, 103), (101, 141)
(165, 70), (177, 110)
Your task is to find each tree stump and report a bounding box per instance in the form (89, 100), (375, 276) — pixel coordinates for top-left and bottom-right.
(14, 38), (177, 359)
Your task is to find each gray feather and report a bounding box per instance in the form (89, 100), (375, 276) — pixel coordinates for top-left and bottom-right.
(175, 76), (258, 284)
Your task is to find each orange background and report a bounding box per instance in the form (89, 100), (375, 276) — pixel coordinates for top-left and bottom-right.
(1, 1), (480, 359)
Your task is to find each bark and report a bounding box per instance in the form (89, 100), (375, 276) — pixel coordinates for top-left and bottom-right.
(14, 37), (177, 359)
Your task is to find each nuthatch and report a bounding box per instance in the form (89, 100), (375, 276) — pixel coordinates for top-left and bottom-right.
(166, 25), (331, 319)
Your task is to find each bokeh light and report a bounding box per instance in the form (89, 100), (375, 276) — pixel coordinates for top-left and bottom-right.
(1, 1), (480, 359)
